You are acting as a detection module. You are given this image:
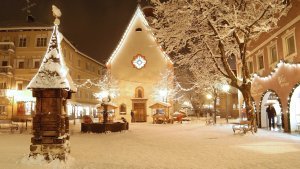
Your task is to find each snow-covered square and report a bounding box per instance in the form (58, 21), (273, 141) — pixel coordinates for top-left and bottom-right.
(1, 121), (300, 169)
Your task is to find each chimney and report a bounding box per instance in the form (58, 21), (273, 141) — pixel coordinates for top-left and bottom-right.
(27, 15), (35, 23)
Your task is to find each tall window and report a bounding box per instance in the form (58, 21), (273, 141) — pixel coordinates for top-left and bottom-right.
(18, 61), (25, 69)
(2, 61), (8, 66)
(34, 60), (40, 69)
(0, 105), (6, 115)
(19, 36), (27, 47)
(0, 82), (7, 89)
(36, 37), (47, 47)
(269, 45), (278, 64)
(16, 82), (23, 90)
(258, 55), (264, 70)
(135, 87), (144, 98)
(248, 61), (253, 74)
(286, 35), (296, 56)
(120, 104), (127, 115)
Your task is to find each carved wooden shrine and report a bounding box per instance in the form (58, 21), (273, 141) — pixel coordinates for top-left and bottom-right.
(30, 89), (72, 160)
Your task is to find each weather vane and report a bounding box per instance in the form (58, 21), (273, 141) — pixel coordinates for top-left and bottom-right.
(21, 0), (36, 16)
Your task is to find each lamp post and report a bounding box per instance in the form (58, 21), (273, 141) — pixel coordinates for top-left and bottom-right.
(222, 84), (230, 123)
(6, 89), (15, 120)
(159, 89), (168, 102)
(206, 94), (212, 116)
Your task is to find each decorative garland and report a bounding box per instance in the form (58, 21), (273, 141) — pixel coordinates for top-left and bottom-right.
(253, 59), (300, 80)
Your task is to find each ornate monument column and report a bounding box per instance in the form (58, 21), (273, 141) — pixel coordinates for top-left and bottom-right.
(27, 5), (76, 160)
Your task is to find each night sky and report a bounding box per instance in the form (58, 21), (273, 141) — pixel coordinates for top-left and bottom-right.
(0, 0), (140, 63)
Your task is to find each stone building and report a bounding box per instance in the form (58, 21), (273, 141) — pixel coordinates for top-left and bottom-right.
(106, 6), (174, 122)
(236, 0), (300, 132)
(0, 23), (105, 121)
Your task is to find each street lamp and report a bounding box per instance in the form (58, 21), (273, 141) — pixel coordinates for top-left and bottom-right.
(222, 84), (230, 123)
(6, 89), (16, 120)
(159, 89), (168, 102)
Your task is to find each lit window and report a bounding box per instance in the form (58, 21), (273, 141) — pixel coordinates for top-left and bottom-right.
(258, 55), (264, 70)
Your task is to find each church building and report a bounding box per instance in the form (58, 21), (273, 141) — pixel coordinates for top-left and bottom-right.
(106, 6), (173, 122)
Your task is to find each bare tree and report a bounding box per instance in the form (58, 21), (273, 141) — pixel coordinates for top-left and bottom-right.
(151, 0), (290, 129)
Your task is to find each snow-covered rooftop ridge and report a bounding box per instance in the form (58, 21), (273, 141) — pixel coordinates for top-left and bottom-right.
(27, 25), (77, 92)
(105, 5), (173, 66)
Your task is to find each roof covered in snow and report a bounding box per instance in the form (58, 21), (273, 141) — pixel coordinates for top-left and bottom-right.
(105, 5), (173, 66)
(27, 25), (77, 92)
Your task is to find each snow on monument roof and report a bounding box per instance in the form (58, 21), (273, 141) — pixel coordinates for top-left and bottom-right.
(27, 25), (77, 92)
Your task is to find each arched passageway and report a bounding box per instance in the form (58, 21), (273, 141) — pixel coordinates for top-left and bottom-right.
(288, 83), (300, 132)
(260, 90), (283, 131)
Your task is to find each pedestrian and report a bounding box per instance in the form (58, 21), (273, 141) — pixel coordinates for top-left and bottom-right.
(131, 110), (135, 123)
(266, 105), (276, 130)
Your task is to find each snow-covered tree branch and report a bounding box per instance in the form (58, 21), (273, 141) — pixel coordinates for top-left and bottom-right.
(151, 0), (290, 127)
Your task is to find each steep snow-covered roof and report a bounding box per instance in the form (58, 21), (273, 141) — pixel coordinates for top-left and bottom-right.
(27, 25), (77, 92)
(106, 5), (173, 66)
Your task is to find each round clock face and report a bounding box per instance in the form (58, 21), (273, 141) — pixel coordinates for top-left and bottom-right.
(132, 54), (147, 69)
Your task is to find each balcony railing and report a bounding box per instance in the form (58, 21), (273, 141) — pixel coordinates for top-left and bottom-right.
(0, 42), (15, 53)
(0, 89), (7, 97)
(0, 66), (13, 75)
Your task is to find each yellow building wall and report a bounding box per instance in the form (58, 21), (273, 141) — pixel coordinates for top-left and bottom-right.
(0, 27), (104, 120)
(108, 9), (173, 122)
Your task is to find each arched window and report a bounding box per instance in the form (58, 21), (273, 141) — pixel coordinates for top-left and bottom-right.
(120, 103), (126, 115)
(135, 28), (142, 32)
(135, 87), (144, 98)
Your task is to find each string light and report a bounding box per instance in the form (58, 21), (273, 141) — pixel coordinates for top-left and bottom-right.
(175, 81), (197, 91)
(252, 59), (300, 80)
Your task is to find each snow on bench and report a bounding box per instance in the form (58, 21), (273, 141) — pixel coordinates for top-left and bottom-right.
(232, 120), (253, 134)
(0, 120), (19, 133)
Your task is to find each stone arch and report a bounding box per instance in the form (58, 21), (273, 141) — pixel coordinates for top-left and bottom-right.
(258, 89), (283, 130)
(287, 82), (300, 132)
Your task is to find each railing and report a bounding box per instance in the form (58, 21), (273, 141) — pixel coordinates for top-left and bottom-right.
(0, 42), (15, 53)
(0, 89), (8, 97)
(0, 66), (13, 75)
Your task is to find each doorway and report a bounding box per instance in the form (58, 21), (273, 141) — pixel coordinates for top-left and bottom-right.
(133, 102), (147, 122)
(260, 91), (282, 131)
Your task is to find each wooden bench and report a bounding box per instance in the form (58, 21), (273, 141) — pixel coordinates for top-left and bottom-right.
(0, 120), (19, 133)
(232, 121), (253, 134)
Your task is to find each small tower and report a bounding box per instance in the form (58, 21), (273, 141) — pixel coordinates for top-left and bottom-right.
(27, 5), (76, 160)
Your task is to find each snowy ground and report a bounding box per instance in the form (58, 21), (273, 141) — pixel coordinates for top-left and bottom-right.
(0, 118), (300, 169)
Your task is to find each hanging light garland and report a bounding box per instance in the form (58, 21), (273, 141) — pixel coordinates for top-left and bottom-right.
(252, 59), (300, 80)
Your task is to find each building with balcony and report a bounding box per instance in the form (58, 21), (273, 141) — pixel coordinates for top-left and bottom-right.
(236, 0), (300, 133)
(0, 24), (105, 121)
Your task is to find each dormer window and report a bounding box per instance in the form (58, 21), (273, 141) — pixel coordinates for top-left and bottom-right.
(135, 28), (142, 32)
